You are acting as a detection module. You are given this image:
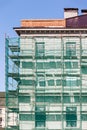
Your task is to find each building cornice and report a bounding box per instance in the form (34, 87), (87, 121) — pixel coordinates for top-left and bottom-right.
(13, 27), (87, 35)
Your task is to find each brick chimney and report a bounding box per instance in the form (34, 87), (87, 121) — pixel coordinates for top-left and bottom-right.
(81, 9), (87, 15)
(64, 8), (78, 18)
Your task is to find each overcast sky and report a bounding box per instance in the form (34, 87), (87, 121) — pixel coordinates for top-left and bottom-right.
(0, 0), (87, 91)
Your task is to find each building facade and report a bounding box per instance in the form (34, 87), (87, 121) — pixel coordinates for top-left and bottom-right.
(0, 92), (5, 130)
(5, 8), (87, 130)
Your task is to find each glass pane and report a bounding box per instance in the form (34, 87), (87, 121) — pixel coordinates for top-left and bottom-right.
(22, 62), (34, 69)
(66, 107), (77, 127)
(56, 115), (62, 121)
(37, 73), (45, 87)
(63, 96), (70, 103)
(36, 96), (61, 103)
(35, 113), (46, 121)
(44, 62), (50, 69)
(66, 107), (76, 112)
(36, 96), (45, 102)
(62, 80), (66, 86)
(56, 79), (61, 86)
(46, 96), (61, 103)
(66, 42), (76, 56)
(19, 114), (34, 121)
(66, 121), (77, 127)
(36, 62), (44, 69)
(46, 115), (61, 121)
(65, 62), (71, 69)
(81, 96), (87, 102)
(35, 42), (45, 57)
(77, 80), (81, 86)
(19, 96), (30, 103)
(82, 66), (87, 74)
(66, 80), (77, 87)
(35, 121), (45, 127)
(73, 62), (78, 69)
(36, 106), (45, 112)
(39, 81), (45, 87)
(49, 62), (56, 69)
(21, 79), (35, 86)
(48, 79), (54, 86)
(74, 96), (80, 102)
(81, 114), (87, 121)
(56, 62), (62, 68)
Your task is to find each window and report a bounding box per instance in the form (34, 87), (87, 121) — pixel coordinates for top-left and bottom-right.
(62, 80), (66, 86)
(65, 62), (78, 69)
(66, 42), (76, 57)
(73, 62), (78, 69)
(49, 61), (56, 69)
(49, 61), (62, 69)
(63, 96), (70, 103)
(35, 121), (45, 127)
(19, 114), (34, 121)
(74, 96), (80, 102)
(63, 78), (80, 87)
(66, 107), (77, 127)
(44, 62), (50, 69)
(35, 106), (46, 128)
(66, 80), (76, 87)
(36, 106), (45, 112)
(36, 96), (61, 103)
(35, 114), (46, 121)
(81, 114), (87, 121)
(56, 62), (62, 68)
(39, 80), (45, 87)
(36, 96), (45, 102)
(37, 73), (46, 87)
(36, 62), (44, 69)
(19, 96), (30, 103)
(35, 42), (45, 57)
(22, 62), (34, 69)
(44, 62), (62, 69)
(21, 79), (36, 86)
(81, 96), (87, 103)
(36, 61), (62, 69)
(65, 62), (71, 69)
(56, 79), (61, 86)
(48, 79), (54, 86)
(81, 66), (87, 74)
(46, 114), (61, 121)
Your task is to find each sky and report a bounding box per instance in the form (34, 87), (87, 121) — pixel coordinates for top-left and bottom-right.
(0, 0), (87, 91)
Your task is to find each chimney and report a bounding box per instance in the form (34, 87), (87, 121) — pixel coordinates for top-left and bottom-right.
(81, 9), (87, 15)
(64, 8), (78, 19)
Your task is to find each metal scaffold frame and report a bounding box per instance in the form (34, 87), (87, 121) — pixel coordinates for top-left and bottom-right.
(5, 37), (20, 130)
(5, 35), (87, 130)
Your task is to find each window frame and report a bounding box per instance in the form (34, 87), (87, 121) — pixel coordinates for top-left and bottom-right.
(35, 42), (45, 57)
(66, 42), (76, 57)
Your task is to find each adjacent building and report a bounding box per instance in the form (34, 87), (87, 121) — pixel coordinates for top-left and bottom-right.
(5, 8), (87, 130)
(0, 92), (5, 130)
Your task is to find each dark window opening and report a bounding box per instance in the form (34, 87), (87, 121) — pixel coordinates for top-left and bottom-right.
(66, 107), (77, 127)
(35, 106), (46, 128)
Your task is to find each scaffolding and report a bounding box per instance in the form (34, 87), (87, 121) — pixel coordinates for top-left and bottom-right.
(5, 35), (87, 130)
(5, 37), (20, 130)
